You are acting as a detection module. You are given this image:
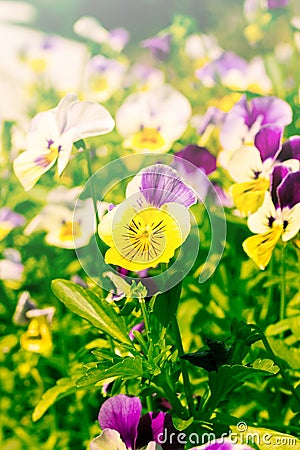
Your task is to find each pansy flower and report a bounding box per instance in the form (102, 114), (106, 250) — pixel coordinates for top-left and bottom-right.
(73, 16), (129, 52)
(20, 306), (55, 354)
(141, 34), (172, 61)
(196, 52), (271, 94)
(184, 33), (222, 65)
(0, 207), (25, 241)
(125, 64), (165, 91)
(116, 86), (191, 154)
(0, 248), (24, 283)
(98, 164), (197, 272)
(24, 188), (100, 249)
(13, 92), (114, 190)
(90, 393), (183, 450)
(227, 128), (300, 215)
(85, 55), (127, 103)
(243, 169), (300, 269)
(13, 291), (37, 325)
(219, 95), (292, 168)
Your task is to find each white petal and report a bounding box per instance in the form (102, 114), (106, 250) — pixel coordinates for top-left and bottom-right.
(13, 149), (57, 191)
(73, 16), (109, 44)
(162, 202), (191, 242)
(282, 203), (300, 241)
(63, 97), (115, 141)
(55, 92), (79, 134)
(56, 131), (75, 176)
(247, 192), (276, 234)
(90, 429), (127, 450)
(227, 145), (263, 182)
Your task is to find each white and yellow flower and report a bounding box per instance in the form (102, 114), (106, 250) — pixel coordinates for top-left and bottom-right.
(13, 92), (114, 190)
(116, 85), (191, 153)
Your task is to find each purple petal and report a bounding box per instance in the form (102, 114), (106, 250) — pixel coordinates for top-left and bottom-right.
(196, 52), (247, 84)
(140, 164), (197, 208)
(254, 126), (282, 161)
(249, 96), (292, 129)
(0, 207), (25, 226)
(137, 412), (184, 450)
(278, 136), (300, 162)
(277, 171), (300, 209)
(98, 394), (142, 450)
(197, 107), (225, 135)
(129, 321), (145, 341)
(109, 28), (130, 50)
(142, 34), (172, 60)
(175, 145), (216, 175)
(270, 165), (290, 208)
(267, 0), (289, 9)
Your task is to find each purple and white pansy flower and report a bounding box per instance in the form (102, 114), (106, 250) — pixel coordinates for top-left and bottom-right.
(219, 95), (293, 168)
(243, 168), (300, 269)
(227, 127), (300, 215)
(13, 92), (114, 190)
(90, 394), (183, 450)
(116, 86), (191, 154)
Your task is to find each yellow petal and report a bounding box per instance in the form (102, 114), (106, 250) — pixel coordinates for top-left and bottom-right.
(230, 178), (270, 216)
(20, 317), (53, 354)
(242, 228), (282, 270)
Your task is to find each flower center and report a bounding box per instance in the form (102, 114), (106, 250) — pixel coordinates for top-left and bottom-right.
(91, 76), (109, 92)
(34, 141), (60, 168)
(28, 57), (48, 74)
(59, 221), (82, 242)
(132, 127), (165, 151)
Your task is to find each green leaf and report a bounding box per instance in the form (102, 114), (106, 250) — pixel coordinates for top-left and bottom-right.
(51, 279), (130, 344)
(152, 277), (182, 327)
(32, 378), (77, 422)
(75, 356), (143, 387)
(252, 359), (279, 375)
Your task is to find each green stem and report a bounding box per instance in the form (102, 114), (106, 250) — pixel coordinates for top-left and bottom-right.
(251, 324), (300, 410)
(139, 295), (149, 335)
(171, 315), (195, 417)
(280, 244), (286, 323)
(146, 395), (152, 412)
(84, 146), (100, 229)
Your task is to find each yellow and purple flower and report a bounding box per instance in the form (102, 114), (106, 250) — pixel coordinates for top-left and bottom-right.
(13, 92), (114, 190)
(227, 129), (300, 215)
(243, 169), (300, 269)
(116, 86), (191, 153)
(90, 394), (183, 450)
(219, 95), (292, 168)
(98, 164), (197, 272)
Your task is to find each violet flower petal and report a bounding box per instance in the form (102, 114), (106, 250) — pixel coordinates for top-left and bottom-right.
(254, 126), (282, 162)
(175, 145), (216, 175)
(140, 164), (197, 208)
(98, 394), (142, 450)
(277, 171), (300, 209)
(277, 136), (300, 162)
(270, 165), (290, 208)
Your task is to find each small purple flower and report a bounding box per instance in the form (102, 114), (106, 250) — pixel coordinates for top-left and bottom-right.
(90, 394), (183, 450)
(196, 52), (248, 87)
(109, 28), (130, 52)
(142, 34), (172, 61)
(267, 0), (289, 9)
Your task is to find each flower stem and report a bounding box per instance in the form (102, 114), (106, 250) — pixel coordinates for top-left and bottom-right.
(171, 315), (195, 417)
(280, 244), (286, 323)
(139, 295), (150, 335)
(84, 145), (100, 229)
